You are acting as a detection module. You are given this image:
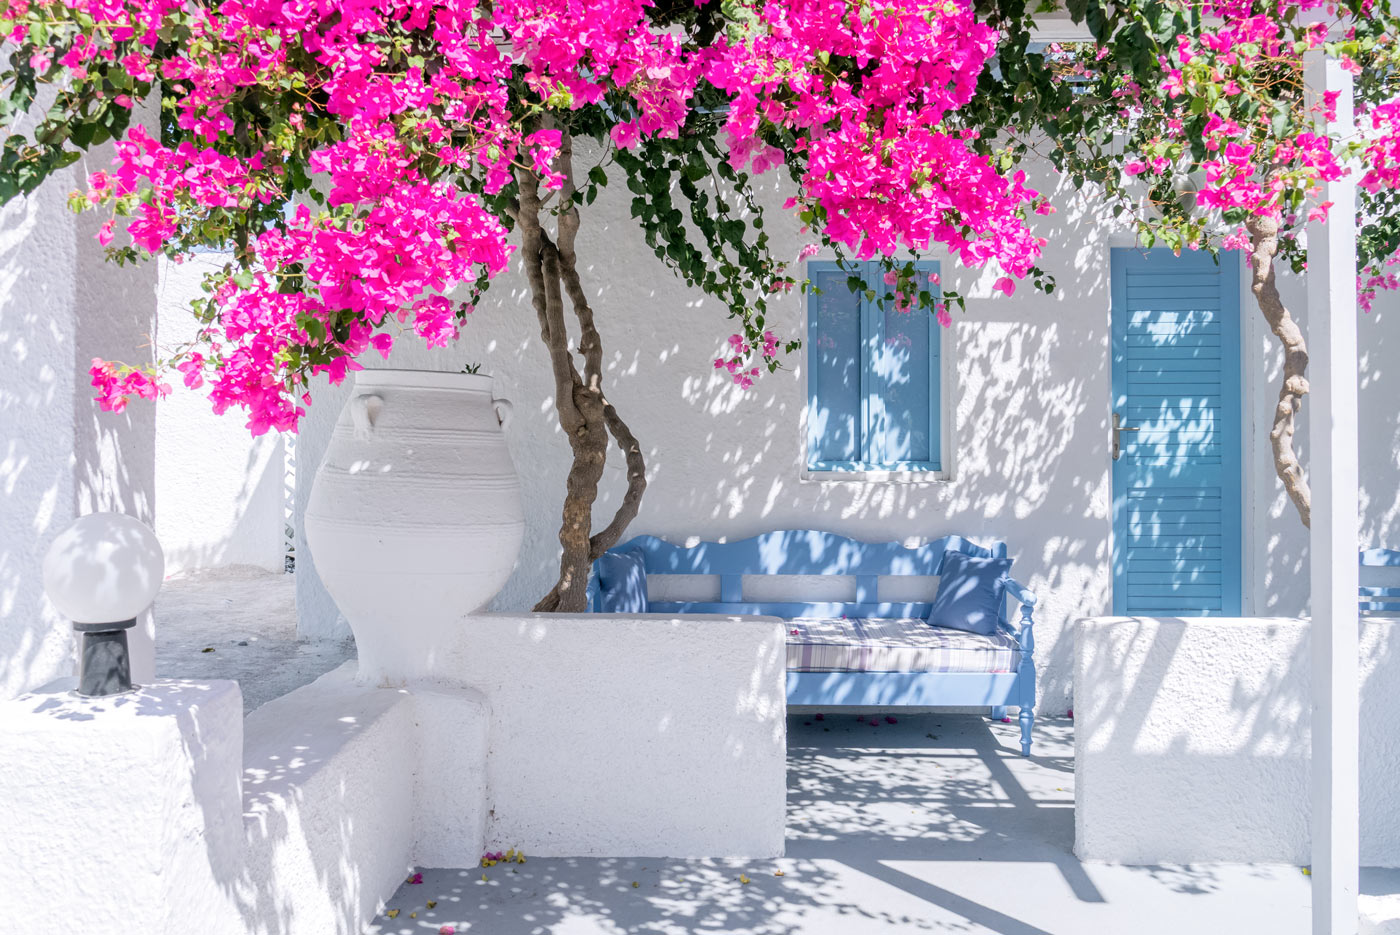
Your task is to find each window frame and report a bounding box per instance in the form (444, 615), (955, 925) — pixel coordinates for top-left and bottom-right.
(805, 259), (943, 474)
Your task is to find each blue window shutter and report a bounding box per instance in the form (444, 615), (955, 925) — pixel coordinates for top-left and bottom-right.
(865, 262), (940, 467)
(1111, 247), (1242, 616)
(807, 262), (862, 466)
(808, 260), (942, 471)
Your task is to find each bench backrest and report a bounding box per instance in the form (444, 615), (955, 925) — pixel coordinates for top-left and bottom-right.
(1361, 548), (1400, 615)
(588, 529), (1010, 625)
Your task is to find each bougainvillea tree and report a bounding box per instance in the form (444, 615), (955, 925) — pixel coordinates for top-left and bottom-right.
(961, 0), (1400, 527)
(0, 0), (1050, 610)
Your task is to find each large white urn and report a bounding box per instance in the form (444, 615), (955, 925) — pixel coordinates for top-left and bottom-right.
(304, 369), (524, 681)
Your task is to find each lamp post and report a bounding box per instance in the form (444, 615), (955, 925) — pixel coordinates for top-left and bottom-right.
(41, 513), (165, 697)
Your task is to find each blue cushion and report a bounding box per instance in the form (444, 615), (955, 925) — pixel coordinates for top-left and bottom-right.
(927, 550), (1012, 636)
(595, 549), (648, 613)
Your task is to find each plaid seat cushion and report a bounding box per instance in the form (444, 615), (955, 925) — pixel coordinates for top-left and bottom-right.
(785, 617), (1022, 674)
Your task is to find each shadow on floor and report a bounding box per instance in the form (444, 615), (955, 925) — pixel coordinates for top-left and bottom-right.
(369, 713), (1312, 935)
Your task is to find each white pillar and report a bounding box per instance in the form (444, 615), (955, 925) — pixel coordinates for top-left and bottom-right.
(1307, 52), (1360, 935)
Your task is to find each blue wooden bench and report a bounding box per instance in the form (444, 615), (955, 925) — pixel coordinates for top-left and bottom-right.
(1360, 549), (1400, 613)
(586, 530), (1039, 756)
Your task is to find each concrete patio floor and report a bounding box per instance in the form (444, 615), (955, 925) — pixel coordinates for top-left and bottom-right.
(368, 713), (1316, 935)
(155, 566), (354, 712)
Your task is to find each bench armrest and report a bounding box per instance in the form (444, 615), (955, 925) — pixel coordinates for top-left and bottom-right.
(1004, 577), (1037, 609)
(1004, 577), (1036, 663)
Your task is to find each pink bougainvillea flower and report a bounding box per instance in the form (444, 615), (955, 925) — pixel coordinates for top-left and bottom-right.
(407, 872), (423, 885)
(440, 927), (456, 935)
(885, 716), (897, 724)
(32, 0), (1062, 424)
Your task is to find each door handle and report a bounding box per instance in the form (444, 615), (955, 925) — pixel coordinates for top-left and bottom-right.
(1112, 411), (1140, 461)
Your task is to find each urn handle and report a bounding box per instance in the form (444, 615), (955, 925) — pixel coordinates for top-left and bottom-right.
(492, 396), (514, 430)
(351, 393), (384, 440)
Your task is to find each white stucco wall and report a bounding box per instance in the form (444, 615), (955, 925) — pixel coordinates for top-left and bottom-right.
(419, 611), (789, 858)
(154, 254), (286, 575)
(0, 100), (159, 700)
(1243, 268), (1400, 617)
(1074, 615), (1400, 865)
(136, 144), (1400, 712)
(281, 158), (1129, 713)
(0, 677), (247, 935)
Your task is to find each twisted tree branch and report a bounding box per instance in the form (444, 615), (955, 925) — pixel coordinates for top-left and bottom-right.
(1247, 212), (1312, 527)
(523, 132), (649, 611)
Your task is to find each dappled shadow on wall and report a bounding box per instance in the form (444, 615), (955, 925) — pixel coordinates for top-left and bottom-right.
(437, 163), (1123, 639)
(1360, 299), (1400, 553)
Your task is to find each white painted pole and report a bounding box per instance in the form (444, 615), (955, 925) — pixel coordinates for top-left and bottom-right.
(1306, 51), (1360, 935)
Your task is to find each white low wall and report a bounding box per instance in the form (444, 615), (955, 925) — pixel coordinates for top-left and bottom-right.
(1074, 616), (1400, 865)
(0, 612), (785, 934)
(0, 678), (248, 935)
(411, 612), (789, 858)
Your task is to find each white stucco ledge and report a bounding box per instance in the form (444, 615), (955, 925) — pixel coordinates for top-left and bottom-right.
(0, 678), (246, 935)
(1363, 892), (1400, 935)
(379, 612), (790, 859)
(239, 662), (488, 932)
(1074, 615), (1400, 866)
(0, 666), (490, 935)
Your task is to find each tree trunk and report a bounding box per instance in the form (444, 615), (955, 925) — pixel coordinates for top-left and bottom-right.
(515, 133), (648, 612)
(1246, 214), (1312, 527)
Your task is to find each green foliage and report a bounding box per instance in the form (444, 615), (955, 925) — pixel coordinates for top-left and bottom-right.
(963, 0), (1400, 275)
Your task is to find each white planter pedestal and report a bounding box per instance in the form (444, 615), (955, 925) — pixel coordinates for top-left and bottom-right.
(0, 679), (245, 935)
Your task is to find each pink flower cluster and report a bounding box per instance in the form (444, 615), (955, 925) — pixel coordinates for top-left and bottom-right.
(7, 0), (1054, 430)
(1363, 101), (1400, 195)
(704, 0), (1047, 278)
(89, 358), (170, 413)
(1144, 14), (1346, 228)
(1360, 252), (1400, 314)
(714, 332), (776, 389)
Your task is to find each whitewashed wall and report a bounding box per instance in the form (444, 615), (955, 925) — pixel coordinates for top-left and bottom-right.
(154, 254), (286, 575)
(267, 151), (1397, 714)
(134, 144), (1400, 713)
(1243, 261), (1400, 617)
(1075, 615), (1400, 865)
(284, 160), (1125, 715)
(0, 101), (159, 701)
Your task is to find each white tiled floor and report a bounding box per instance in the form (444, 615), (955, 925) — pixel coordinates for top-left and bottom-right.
(369, 713), (1317, 935)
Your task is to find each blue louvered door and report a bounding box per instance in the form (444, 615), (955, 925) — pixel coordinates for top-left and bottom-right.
(1111, 248), (1242, 615)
